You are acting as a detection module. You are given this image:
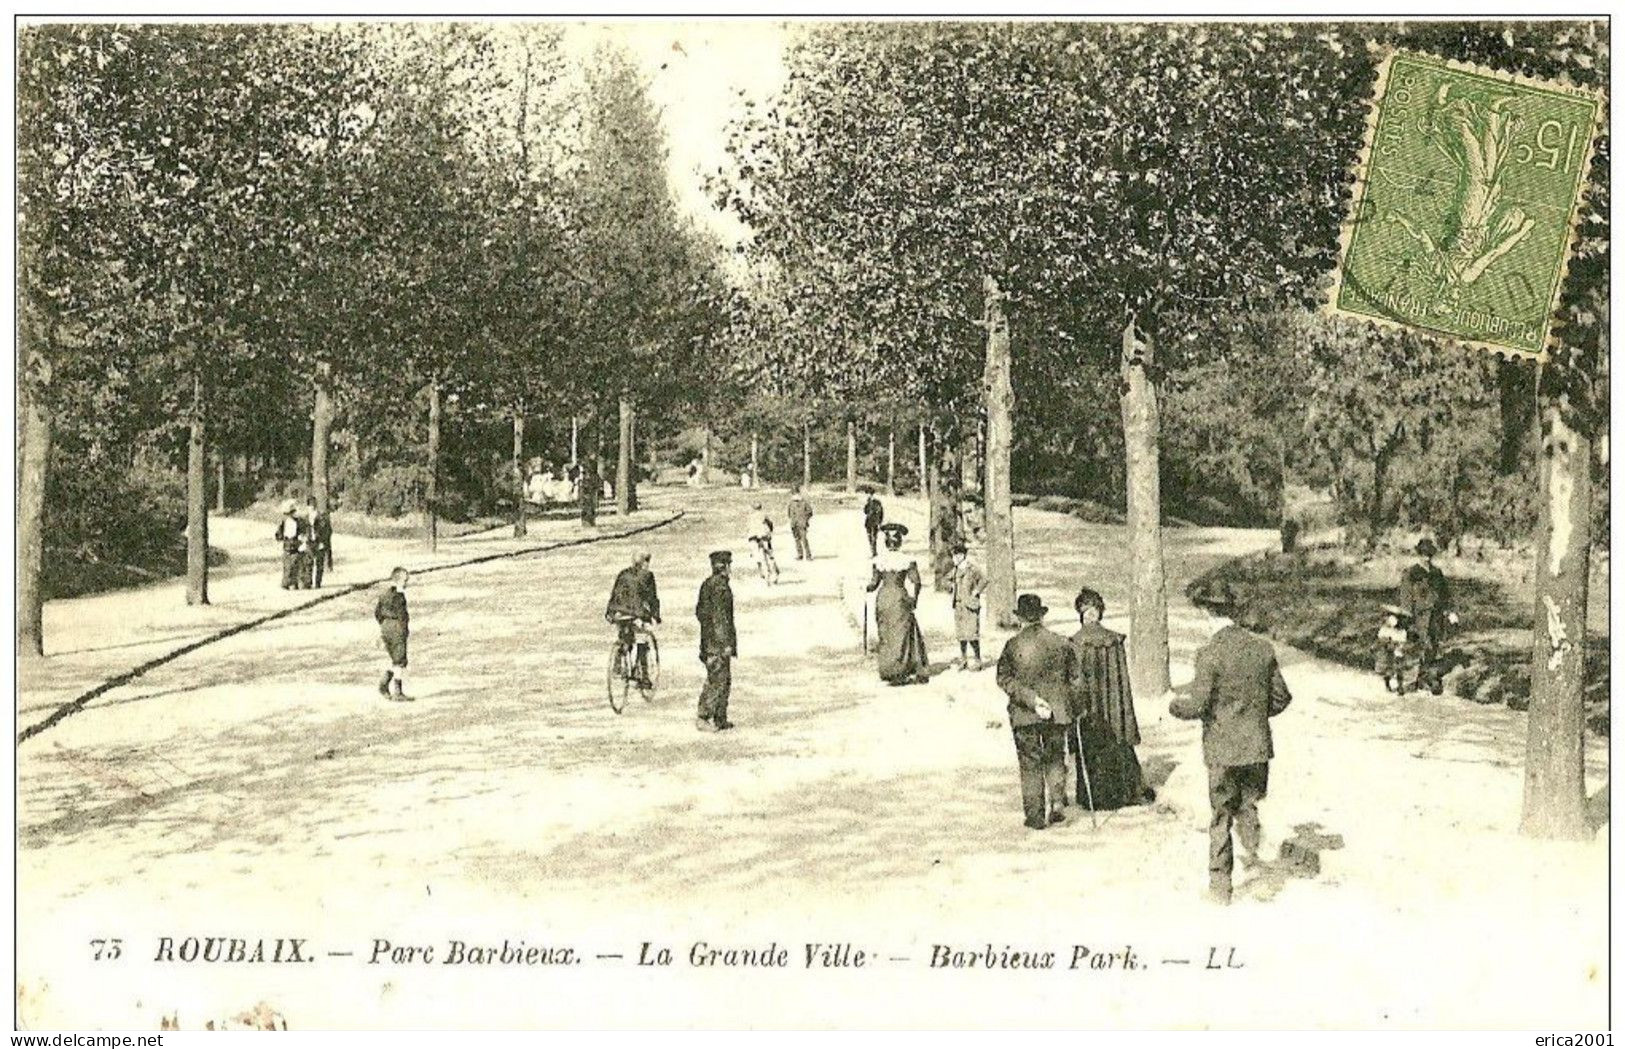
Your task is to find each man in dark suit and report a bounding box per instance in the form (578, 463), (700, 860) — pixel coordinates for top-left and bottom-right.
(1170, 580), (1293, 904)
(695, 550), (736, 732)
(1401, 537), (1456, 694)
(787, 486), (814, 560)
(996, 593), (1080, 830)
(862, 488), (885, 557)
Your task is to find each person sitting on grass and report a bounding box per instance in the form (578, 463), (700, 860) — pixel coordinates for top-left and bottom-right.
(375, 567), (413, 702)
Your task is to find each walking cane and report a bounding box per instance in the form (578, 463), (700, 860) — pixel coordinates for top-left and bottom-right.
(1073, 721), (1099, 830)
(861, 599), (869, 653)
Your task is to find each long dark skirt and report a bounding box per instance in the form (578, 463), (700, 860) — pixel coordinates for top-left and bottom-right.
(875, 582), (928, 683)
(1067, 719), (1152, 810)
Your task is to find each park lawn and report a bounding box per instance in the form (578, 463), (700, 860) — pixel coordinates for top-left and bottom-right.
(1192, 546), (1610, 734)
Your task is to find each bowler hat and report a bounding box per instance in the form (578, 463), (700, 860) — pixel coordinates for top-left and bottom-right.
(1191, 579), (1238, 613)
(1415, 537), (1438, 557)
(709, 550), (732, 567)
(1014, 593), (1048, 622)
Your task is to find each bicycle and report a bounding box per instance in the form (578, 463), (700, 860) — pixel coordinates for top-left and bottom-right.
(749, 535), (780, 584)
(607, 618), (660, 714)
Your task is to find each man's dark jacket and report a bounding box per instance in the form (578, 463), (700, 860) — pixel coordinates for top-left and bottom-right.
(606, 565), (661, 622)
(995, 623), (1079, 728)
(696, 573), (736, 657)
(1170, 625), (1292, 767)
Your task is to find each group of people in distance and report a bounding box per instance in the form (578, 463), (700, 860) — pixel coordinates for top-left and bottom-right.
(274, 497), (333, 590)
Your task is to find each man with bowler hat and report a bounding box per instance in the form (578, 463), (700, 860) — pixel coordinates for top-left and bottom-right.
(1170, 579), (1293, 904)
(695, 550), (737, 732)
(1401, 537), (1456, 695)
(995, 593), (1079, 830)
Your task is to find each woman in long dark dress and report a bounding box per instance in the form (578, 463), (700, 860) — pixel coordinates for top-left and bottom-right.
(867, 523), (929, 684)
(1067, 587), (1155, 809)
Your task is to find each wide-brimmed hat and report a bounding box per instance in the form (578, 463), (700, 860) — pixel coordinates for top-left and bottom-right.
(879, 522), (909, 537)
(1014, 593), (1048, 622)
(709, 550), (733, 567)
(1191, 579), (1238, 613)
(1415, 537), (1438, 557)
(280, 499), (298, 515)
(1381, 604), (1411, 619)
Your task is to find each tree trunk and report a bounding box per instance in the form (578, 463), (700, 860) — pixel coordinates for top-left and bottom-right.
(802, 421), (812, 489)
(580, 416), (600, 526)
(311, 361), (333, 514)
(17, 376), (52, 658)
(845, 418), (857, 493)
(750, 432), (760, 487)
(927, 424), (964, 590)
(616, 396), (633, 518)
(1119, 319), (1169, 698)
(983, 276), (1017, 629)
(214, 445), (228, 513)
(1521, 361), (1592, 839)
(886, 428), (896, 495)
(512, 408), (527, 538)
(570, 415), (579, 464)
(628, 412), (640, 512)
(700, 424), (711, 485)
(423, 381), (440, 552)
(961, 425), (980, 494)
(918, 423), (929, 498)
(186, 368), (210, 606)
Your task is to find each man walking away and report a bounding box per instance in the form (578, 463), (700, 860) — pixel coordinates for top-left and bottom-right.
(995, 593), (1079, 830)
(275, 500), (303, 590)
(375, 566), (413, 702)
(1170, 580), (1292, 905)
(788, 485), (814, 560)
(695, 550), (737, 732)
(862, 487), (885, 557)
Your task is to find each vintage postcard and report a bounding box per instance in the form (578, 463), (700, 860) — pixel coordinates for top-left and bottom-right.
(12, 12), (1611, 1034)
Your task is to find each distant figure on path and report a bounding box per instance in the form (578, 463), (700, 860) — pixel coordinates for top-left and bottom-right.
(866, 523), (927, 685)
(605, 551), (661, 690)
(1401, 537), (1456, 695)
(995, 593), (1078, 830)
(745, 502), (779, 584)
(275, 499), (304, 590)
(1169, 580), (1293, 905)
(787, 485), (814, 560)
(862, 487), (885, 557)
(375, 566), (413, 702)
(1068, 587), (1154, 810)
(949, 543), (986, 670)
(739, 466), (753, 489)
(695, 550), (737, 732)
(303, 497), (332, 588)
(686, 459), (701, 488)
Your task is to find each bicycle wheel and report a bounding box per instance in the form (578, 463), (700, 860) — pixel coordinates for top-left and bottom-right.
(639, 637), (661, 701)
(607, 644), (630, 714)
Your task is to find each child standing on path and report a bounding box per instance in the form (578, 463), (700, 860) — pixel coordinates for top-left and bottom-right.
(375, 566), (412, 702)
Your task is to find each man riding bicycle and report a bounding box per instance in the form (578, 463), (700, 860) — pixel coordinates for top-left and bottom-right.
(605, 550), (661, 688)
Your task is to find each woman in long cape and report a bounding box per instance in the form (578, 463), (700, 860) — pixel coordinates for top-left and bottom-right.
(1068, 588), (1155, 809)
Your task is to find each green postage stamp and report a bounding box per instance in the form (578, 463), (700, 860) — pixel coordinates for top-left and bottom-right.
(1331, 51), (1603, 359)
